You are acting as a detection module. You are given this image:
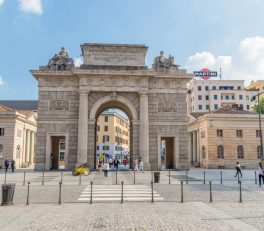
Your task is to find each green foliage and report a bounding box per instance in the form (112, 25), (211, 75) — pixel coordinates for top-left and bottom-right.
(253, 97), (264, 114)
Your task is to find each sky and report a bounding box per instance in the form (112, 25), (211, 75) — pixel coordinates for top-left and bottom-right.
(1, 0), (264, 100)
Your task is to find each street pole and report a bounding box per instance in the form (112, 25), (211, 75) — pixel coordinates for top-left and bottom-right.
(258, 93), (264, 160)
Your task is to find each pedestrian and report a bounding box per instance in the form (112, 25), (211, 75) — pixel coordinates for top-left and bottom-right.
(139, 159), (144, 173)
(234, 161), (242, 178)
(11, 159), (15, 173)
(103, 161), (109, 179)
(109, 158), (113, 168)
(98, 158), (103, 173)
(134, 159), (139, 172)
(113, 157), (120, 170)
(4, 159), (9, 172)
(258, 162), (264, 187)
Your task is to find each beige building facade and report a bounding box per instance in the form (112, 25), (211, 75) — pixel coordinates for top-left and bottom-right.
(0, 104), (37, 168)
(188, 105), (262, 169)
(96, 110), (130, 160)
(31, 43), (192, 171)
(187, 79), (259, 113)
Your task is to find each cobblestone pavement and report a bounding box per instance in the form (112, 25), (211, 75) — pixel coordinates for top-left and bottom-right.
(0, 202), (263, 231)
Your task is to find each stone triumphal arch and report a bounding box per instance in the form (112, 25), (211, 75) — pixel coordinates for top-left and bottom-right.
(31, 43), (192, 170)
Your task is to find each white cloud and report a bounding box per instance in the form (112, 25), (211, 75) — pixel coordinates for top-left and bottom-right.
(18, 0), (43, 15)
(186, 36), (264, 84)
(0, 0), (4, 6)
(74, 57), (83, 67)
(0, 76), (4, 87)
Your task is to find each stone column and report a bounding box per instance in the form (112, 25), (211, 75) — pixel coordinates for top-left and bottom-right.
(193, 131), (197, 162)
(26, 130), (31, 163)
(139, 92), (149, 165)
(77, 91), (89, 165)
(189, 132), (193, 164)
(30, 132), (35, 164)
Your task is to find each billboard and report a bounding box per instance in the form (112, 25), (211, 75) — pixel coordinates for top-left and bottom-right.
(194, 68), (218, 80)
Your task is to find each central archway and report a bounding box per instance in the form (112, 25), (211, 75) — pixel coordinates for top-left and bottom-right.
(89, 95), (139, 169)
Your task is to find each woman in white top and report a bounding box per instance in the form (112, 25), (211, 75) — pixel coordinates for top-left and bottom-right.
(103, 162), (110, 178)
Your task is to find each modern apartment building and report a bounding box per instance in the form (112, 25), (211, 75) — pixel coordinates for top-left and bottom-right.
(96, 110), (130, 160)
(187, 79), (259, 113)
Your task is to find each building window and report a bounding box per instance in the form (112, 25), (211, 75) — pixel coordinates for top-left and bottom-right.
(0, 144), (3, 160)
(103, 135), (110, 142)
(0, 128), (4, 136)
(232, 95), (235, 100)
(225, 95), (229, 100)
(104, 126), (108, 131)
(202, 145), (206, 159)
(59, 152), (65, 161)
(212, 86), (216, 90)
(206, 105), (210, 110)
(217, 145), (224, 159)
(256, 130), (261, 137)
(217, 129), (223, 137)
(198, 86), (201, 91)
(198, 95), (202, 100)
(97, 146), (99, 150)
(247, 105), (249, 110)
(236, 130), (243, 137)
(239, 95), (243, 100)
(205, 86), (209, 91)
(97, 126), (100, 131)
(237, 145), (244, 159)
(214, 95), (218, 100)
(104, 116), (108, 122)
(103, 146), (109, 151)
(205, 95), (209, 100)
(214, 104), (218, 110)
(198, 105), (202, 110)
(257, 145), (262, 159)
(238, 86), (241, 90)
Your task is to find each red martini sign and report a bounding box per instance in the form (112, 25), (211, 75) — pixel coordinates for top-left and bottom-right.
(193, 68), (218, 80)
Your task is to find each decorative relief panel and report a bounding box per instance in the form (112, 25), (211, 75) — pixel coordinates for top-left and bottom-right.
(158, 102), (177, 112)
(49, 100), (69, 111)
(41, 78), (78, 87)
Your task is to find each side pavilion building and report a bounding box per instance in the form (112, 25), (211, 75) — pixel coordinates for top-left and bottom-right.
(31, 43), (192, 171)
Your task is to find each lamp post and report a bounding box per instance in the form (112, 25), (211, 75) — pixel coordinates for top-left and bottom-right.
(252, 93), (264, 160)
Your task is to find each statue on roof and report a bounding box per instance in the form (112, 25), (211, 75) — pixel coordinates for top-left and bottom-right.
(48, 47), (74, 71)
(152, 51), (180, 72)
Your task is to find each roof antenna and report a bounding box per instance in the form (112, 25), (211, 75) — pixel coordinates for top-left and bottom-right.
(219, 67), (222, 80)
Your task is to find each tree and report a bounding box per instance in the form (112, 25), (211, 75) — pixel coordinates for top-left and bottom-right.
(252, 97), (264, 114)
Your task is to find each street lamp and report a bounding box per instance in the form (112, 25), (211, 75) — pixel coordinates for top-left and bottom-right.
(252, 93), (264, 160)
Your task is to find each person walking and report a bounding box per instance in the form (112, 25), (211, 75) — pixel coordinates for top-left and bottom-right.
(98, 158), (103, 173)
(139, 159), (144, 173)
(234, 162), (242, 178)
(258, 162), (264, 187)
(4, 159), (9, 172)
(134, 159), (139, 172)
(11, 159), (15, 173)
(113, 158), (120, 170)
(103, 161), (109, 179)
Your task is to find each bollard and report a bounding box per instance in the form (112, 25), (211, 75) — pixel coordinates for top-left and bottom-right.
(186, 171), (188, 184)
(169, 171), (171, 184)
(181, 181), (183, 203)
(26, 182), (30, 205)
(151, 181), (154, 203)
(90, 181), (93, 204)
(116, 170), (117, 185)
(209, 181), (212, 203)
(238, 174), (240, 184)
(58, 181), (62, 205)
(121, 181), (124, 204)
(134, 171), (135, 185)
(220, 171), (222, 184)
(4, 171), (6, 184)
(60, 171), (63, 185)
(42, 171), (44, 185)
(255, 171), (257, 185)
(203, 171), (205, 184)
(239, 181), (242, 203)
(23, 172), (26, 186)
(79, 174), (82, 185)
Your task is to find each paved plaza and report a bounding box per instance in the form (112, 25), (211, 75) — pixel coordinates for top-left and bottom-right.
(1, 167), (264, 230)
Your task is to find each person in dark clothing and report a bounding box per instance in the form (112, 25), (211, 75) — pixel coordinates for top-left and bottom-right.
(11, 159), (15, 172)
(113, 158), (120, 170)
(4, 159), (9, 172)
